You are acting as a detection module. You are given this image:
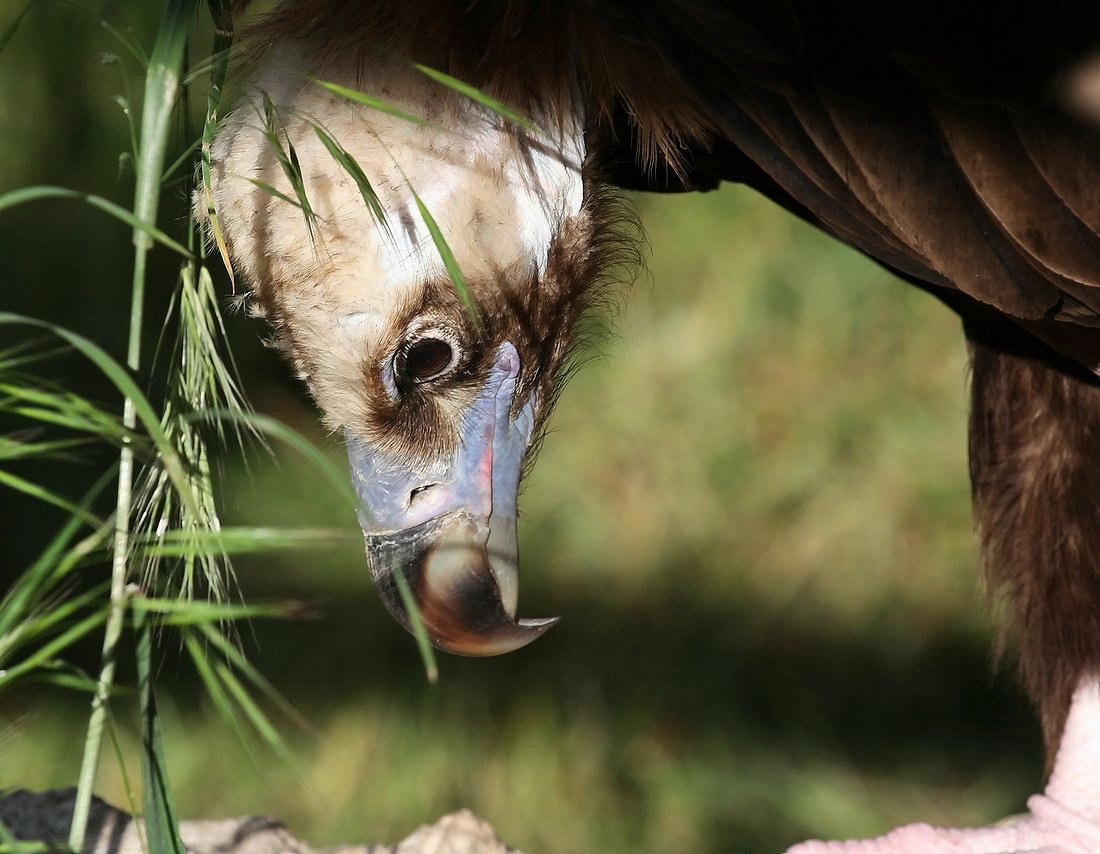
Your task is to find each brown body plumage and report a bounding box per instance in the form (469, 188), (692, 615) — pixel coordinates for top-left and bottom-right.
(210, 0), (1100, 845)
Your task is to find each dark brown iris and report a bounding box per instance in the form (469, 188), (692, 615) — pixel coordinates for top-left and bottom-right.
(402, 338), (454, 383)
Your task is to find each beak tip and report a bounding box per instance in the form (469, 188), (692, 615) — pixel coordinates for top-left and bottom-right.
(518, 616), (559, 630)
(433, 613), (559, 657)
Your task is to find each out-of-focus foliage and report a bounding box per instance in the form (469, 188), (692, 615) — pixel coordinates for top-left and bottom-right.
(0, 1), (1040, 852)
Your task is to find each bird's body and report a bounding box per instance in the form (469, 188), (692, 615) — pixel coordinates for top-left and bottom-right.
(209, 2), (1100, 849)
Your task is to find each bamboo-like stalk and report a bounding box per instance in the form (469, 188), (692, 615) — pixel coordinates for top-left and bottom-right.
(69, 1), (196, 847)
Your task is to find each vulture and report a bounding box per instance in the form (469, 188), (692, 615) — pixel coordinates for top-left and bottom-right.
(207, 1), (1100, 850)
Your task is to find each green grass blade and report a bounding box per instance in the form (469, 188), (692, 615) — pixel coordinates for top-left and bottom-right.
(390, 569), (438, 684)
(310, 122), (389, 232)
(0, 583), (111, 669)
(410, 189), (481, 329)
(182, 46), (233, 87)
(136, 526), (349, 557)
(0, 340), (71, 370)
(72, 0), (199, 845)
(105, 716), (146, 852)
(244, 177), (307, 211)
(1, 406), (130, 442)
(257, 93), (317, 240)
(412, 63), (541, 133)
(183, 630), (256, 761)
(199, 1), (236, 285)
(0, 382), (133, 445)
(136, 611), (185, 854)
(0, 467), (115, 638)
(308, 77), (430, 127)
(197, 622), (312, 733)
(0, 436), (93, 462)
(0, 186), (192, 257)
(0, 610), (108, 691)
(129, 597), (305, 624)
(160, 135), (201, 182)
(28, 670), (103, 694)
(0, 313), (200, 519)
(215, 661), (296, 765)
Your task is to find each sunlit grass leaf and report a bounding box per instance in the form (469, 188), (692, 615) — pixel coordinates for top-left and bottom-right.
(0, 187), (192, 258)
(244, 177), (307, 211)
(197, 622), (312, 733)
(216, 661), (296, 765)
(0, 313), (201, 521)
(308, 77), (430, 127)
(202, 189), (235, 287)
(199, 1), (236, 286)
(256, 92), (317, 241)
(183, 630), (257, 763)
(0, 610), (108, 692)
(129, 597), (306, 624)
(27, 668), (103, 694)
(136, 263), (253, 602)
(136, 526), (349, 557)
(0, 583), (112, 670)
(411, 189), (481, 330)
(412, 63), (542, 133)
(0, 582), (112, 664)
(310, 122), (389, 232)
(0, 380), (133, 446)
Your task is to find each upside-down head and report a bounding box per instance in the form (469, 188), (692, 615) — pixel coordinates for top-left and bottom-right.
(206, 40), (635, 654)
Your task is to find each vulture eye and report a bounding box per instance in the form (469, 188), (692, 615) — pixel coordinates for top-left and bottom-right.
(398, 336), (457, 384)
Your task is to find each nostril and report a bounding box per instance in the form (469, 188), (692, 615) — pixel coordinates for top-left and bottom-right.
(408, 483), (440, 507)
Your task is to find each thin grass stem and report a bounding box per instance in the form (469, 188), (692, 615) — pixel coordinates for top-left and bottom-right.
(69, 1), (196, 846)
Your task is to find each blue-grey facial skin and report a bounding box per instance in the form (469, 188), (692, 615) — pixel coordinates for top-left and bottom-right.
(347, 343), (558, 655)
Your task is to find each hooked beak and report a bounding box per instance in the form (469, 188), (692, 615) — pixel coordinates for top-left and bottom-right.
(347, 343), (558, 656)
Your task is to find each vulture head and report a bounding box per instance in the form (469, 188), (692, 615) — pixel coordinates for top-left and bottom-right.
(208, 43), (629, 656)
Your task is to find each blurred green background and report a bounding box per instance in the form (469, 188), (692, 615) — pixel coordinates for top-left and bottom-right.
(0, 2), (1042, 852)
